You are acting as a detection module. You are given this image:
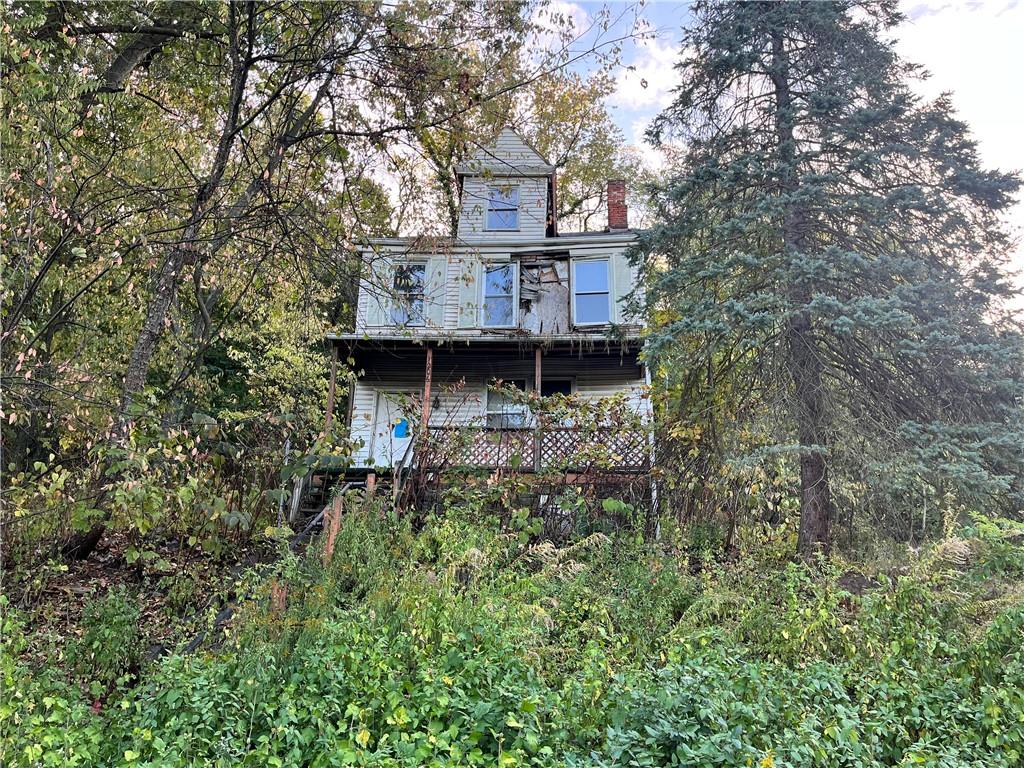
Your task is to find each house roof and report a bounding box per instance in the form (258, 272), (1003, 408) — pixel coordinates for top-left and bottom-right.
(358, 230), (637, 252)
(455, 127), (556, 177)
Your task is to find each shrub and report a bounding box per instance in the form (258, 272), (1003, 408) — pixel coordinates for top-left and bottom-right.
(4, 512), (1023, 766)
(67, 587), (143, 691)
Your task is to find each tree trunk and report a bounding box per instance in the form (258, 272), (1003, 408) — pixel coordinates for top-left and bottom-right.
(788, 311), (833, 555)
(64, 3), (253, 561)
(769, 23), (835, 557)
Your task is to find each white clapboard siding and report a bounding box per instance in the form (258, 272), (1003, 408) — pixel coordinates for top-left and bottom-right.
(457, 127), (553, 175)
(576, 378), (650, 419)
(430, 383), (486, 427)
(354, 234), (640, 336)
(457, 177), (548, 242)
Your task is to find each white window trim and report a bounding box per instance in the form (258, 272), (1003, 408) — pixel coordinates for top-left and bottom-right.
(484, 379), (531, 429)
(571, 257), (612, 327)
(390, 260), (427, 327)
(484, 183), (521, 232)
(479, 260), (519, 329)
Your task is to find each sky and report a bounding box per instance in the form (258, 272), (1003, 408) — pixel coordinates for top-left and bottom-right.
(569, 0), (1024, 303)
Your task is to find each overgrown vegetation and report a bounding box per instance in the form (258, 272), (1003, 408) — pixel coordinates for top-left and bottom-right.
(3, 506), (1023, 766)
(3, 1), (1023, 765)
(1, 0), (643, 563)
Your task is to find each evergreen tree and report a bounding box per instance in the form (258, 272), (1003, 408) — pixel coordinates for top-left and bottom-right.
(640, 1), (1023, 555)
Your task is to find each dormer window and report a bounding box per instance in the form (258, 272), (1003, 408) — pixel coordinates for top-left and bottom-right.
(573, 259), (611, 325)
(486, 186), (519, 230)
(482, 263), (516, 327)
(390, 262), (426, 326)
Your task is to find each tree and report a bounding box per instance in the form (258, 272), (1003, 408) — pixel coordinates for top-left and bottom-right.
(1, 1), (641, 560)
(639, 0), (1024, 556)
(516, 72), (649, 232)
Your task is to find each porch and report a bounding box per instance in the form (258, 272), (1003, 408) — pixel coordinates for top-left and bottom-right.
(425, 425), (650, 473)
(327, 334), (651, 472)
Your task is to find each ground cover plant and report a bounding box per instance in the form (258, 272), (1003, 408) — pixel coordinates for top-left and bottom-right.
(3, 504), (1022, 767)
(3, 2), (1023, 767)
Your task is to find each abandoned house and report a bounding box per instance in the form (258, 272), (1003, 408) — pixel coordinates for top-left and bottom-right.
(323, 127), (650, 497)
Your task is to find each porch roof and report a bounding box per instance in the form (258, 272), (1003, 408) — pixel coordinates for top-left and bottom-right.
(326, 333), (645, 365)
(327, 332), (643, 349)
(328, 333), (645, 384)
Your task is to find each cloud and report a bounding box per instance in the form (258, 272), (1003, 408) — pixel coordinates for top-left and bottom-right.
(612, 36), (680, 111)
(527, 1), (593, 62)
(895, 0), (1024, 300)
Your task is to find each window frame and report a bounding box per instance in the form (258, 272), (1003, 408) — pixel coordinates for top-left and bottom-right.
(571, 257), (612, 327)
(480, 261), (518, 329)
(390, 261), (427, 327)
(485, 379), (531, 429)
(485, 184), (520, 231)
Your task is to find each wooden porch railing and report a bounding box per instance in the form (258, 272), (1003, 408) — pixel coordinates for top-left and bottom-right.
(425, 426), (650, 473)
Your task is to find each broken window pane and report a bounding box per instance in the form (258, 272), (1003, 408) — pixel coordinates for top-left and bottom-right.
(390, 263), (426, 326)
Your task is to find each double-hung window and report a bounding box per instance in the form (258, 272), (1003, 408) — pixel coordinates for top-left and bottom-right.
(486, 379), (530, 428)
(486, 186), (519, 230)
(482, 263), (515, 327)
(390, 262), (426, 326)
(573, 259), (611, 325)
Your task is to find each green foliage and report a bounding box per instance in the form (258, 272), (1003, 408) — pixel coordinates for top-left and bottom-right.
(4, 512), (1023, 767)
(639, 0), (1024, 547)
(67, 587), (143, 693)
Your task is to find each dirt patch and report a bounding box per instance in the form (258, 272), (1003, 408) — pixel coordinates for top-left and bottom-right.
(4, 531), (272, 668)
(837, 569), (880, 595)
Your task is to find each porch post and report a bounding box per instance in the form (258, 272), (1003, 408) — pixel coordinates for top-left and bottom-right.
(324, 343), (339, 433)
(533, 346), (542, 472)
(534, 346), (542, 393)
(421, 344), (434, 427)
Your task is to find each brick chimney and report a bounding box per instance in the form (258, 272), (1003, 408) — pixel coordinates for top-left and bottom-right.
(607, 179), (628, 230)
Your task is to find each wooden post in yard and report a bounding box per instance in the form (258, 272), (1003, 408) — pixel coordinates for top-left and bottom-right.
(270, 579), (288, 617)
(324, 343), (339, 433)
(322, 493), (343, 567)
(534, 346), (542, 472)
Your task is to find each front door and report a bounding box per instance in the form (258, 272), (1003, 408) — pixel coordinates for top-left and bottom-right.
(371, 391), (414, 467)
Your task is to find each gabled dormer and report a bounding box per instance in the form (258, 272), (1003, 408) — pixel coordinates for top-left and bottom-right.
(455, 128), (557, 241)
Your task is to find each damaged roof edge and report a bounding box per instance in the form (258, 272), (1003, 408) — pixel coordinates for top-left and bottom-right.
(326, 332), (644, 346)
(358, 230), (640, 251)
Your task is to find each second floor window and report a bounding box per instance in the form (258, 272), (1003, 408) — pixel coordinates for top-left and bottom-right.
(390, 263), (425, 326)
(573, 259), (610, 325)
(486, 186), (519, 230)
(482, 263), (515, 327)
